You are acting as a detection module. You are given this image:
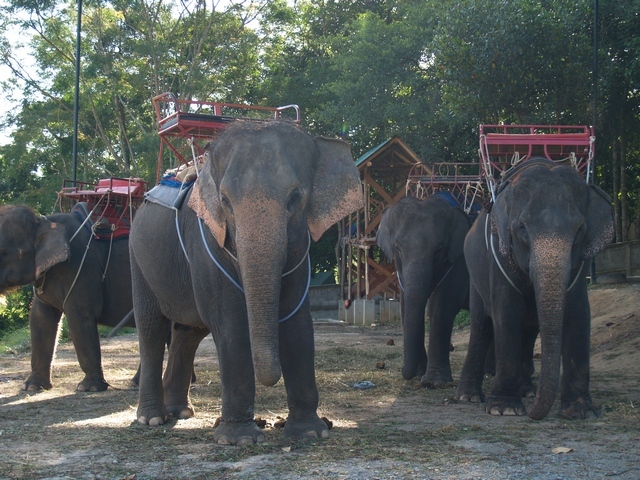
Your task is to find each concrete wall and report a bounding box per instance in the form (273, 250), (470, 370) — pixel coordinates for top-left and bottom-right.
(309, 285), (402, 324)
(595, 240), (640, 280)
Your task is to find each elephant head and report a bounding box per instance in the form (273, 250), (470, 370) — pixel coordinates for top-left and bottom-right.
(0, 205), (69, 294)
(491, 161), (613, 419)
(188, 121), (363, 386)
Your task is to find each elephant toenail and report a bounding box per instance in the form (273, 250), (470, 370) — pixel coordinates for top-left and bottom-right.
(149, 416), (164, 426)
(237, 436), (254, 446)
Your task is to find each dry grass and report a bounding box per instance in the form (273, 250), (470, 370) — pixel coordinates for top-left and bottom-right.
(0, 284), (640, 479)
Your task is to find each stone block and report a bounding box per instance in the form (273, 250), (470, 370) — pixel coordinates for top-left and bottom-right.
(380, 300), (401, 323)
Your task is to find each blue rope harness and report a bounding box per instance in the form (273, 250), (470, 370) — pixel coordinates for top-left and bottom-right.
(195, 217), (310, 323)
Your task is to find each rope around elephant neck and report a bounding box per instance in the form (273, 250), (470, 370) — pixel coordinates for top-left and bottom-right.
(62, 225), (95, 310)
(395, 258), (457, 293)
(197, 218), (311, 322)
(35, 214), (94, 309)
(220, 232), (311, 278)
(485, 213), (585, 295)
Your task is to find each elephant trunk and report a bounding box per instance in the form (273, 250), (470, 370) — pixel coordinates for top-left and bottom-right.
(401, 266), (432, 380)
(235, 200), (288, 387)
(528, 235), (572, 420)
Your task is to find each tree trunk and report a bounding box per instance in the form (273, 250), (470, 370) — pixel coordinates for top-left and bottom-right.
(620, 124), (628, 241)
(612, 137), (621, 243)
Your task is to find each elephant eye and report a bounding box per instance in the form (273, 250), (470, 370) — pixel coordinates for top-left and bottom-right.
(286, 189), (302, 213)
(220, 195), (233, 213)
(519, 224), (529, 244)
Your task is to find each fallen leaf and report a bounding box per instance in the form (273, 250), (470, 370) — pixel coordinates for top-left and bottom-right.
(552, 446), (574, 454)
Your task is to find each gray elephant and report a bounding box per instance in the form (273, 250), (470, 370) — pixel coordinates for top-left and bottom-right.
(0, 204), (135, 392)
(129, 121), (363, 444)
(455, 158), (613, 420)
(376, 195), (471, 386)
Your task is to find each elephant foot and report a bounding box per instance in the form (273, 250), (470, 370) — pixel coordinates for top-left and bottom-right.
(421, 369), (454, 389)
(486, 396), (526, 416)
(21, 375), (52, 393)
(455, 380), (484, 403)
(137, 407), (169, 426)
(76, 377), (109, 392)
(166, 402), (195, 420)
(560, 396), (601, 419)
(214, 419), (266, 445)
(283, 415), (330, 440)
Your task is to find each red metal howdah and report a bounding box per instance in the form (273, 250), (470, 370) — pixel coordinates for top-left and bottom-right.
(407, 124), (595, 207)
(479, 124), (595, 201)
(152, 92), (301, 182)
(58, 177), (148, 239)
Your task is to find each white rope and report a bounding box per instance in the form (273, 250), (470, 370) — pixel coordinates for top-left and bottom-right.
(62, 226), (94, 310)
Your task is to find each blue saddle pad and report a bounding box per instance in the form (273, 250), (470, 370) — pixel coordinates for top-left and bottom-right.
(145, 181), (194, 210)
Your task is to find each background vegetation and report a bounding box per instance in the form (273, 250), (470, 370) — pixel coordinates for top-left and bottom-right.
(0, 0), (638, 335)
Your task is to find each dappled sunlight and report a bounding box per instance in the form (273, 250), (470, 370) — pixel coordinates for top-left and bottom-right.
(1, 389), (66, 407)
(48, 406), (137, 428)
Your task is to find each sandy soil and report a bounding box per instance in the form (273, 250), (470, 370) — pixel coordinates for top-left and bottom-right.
(0, 282), (639, 479)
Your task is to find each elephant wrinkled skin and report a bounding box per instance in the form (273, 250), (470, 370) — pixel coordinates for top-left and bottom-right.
(376, 195), (471, 387)
(455, 159), (614, 420)
(130, 121), (363, 445)
(0, 204), (135, 392)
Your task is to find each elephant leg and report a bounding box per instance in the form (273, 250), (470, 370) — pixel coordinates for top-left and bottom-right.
(212, 315), (264, 446)
(279, 311), (329, 440)
(22, 298), (62, 392)
(162, 323), (209, 419)
(483, 336), (496, 376)
(456, 286), (490, 403)
(136, 312), (172, 426)
(520, 319), (539, 398)
(486, 296), (527, 416)
(64, 306), (109, 392)
(422, 287), (456, 387)
(560, 285), (599, 419)
(133, 260), (173, 426)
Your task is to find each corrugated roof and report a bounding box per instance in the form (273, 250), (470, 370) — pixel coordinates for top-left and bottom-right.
(355, 137), (396, 167)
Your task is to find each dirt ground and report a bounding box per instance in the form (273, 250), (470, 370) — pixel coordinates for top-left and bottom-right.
(0, 282), (639, 480)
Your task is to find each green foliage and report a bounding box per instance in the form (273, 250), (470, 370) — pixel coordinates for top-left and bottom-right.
(0, 286), (33, 339)
(0, 0), (639, 266)
(0, 326), (30, 354)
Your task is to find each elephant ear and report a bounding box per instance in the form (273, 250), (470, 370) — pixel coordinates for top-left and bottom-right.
(307, 137), (364, 241)
(447, 209), (471, 262)
(491, 182), (512, 257)
(188, 160), (226, 248)
(35, 217), (69, 279)
(581, 184), (614, 259)
(376, 205), (394, 261)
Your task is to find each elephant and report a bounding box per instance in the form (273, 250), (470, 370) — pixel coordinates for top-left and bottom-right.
(455, 158), (613, 420)
(376, 195), (471, 387)
(129, 120), (363, 444)
(0, 203), (135, 392)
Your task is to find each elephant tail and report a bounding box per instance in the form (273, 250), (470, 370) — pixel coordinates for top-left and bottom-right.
(107, 309), (135, 338)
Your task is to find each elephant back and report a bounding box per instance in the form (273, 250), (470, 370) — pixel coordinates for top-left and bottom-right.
(496, 157), (557, 197)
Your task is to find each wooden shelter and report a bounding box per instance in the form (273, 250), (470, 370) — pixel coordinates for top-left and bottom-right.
(339, 136), (422, 302)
